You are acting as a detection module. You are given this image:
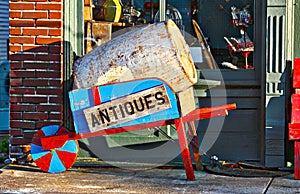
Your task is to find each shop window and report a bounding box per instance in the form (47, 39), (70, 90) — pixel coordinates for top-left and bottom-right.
(196, 0), (255, 70)
(84, 0), (255, 70)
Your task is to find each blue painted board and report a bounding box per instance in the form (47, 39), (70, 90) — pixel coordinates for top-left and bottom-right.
(69, 79), (180, 134)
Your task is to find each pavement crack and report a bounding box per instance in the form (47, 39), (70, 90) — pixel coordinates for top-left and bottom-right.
(262, 177), (275, 194)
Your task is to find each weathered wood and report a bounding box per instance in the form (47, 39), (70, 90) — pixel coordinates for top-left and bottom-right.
(72, 20), (197, 93)
(92, 22), (112, 46)
(83, 85), (171, 132)
(177, 86), (195, 116)
(69, 79), (180, 134)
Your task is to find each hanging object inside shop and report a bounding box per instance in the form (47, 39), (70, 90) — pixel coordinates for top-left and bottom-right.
(103, 0), (122, 22)
(154, 4), (184, 31)
(224, 5), (254, 69)
(122, 2), (145, 24)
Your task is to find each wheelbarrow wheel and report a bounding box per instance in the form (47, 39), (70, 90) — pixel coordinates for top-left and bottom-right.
(30, 125), (79, 173)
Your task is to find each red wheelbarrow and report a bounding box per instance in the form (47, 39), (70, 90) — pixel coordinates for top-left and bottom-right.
(30, 78), (236, 180)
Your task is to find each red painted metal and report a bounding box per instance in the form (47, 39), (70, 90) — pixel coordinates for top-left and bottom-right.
(288, 128), (300, 140)
(40, 104), (236, 150)
(187, 122), (203, 171)
(291, 94), (300, 124)
(92, 86), (101, 105)
(175, 118), (195, 181)
(36, 103), (236, 180)
(295, 141), (300, 179)
(294, 58), (300, 88)
(289, 58), (300, 180)
(41, 134), (69, 150)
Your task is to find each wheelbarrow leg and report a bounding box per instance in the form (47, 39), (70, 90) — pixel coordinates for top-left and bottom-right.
(175, 118), (195, 181)
(187, 121), (203, 171)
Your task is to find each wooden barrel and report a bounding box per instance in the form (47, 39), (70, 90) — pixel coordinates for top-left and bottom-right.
(72, 20), (197, 92)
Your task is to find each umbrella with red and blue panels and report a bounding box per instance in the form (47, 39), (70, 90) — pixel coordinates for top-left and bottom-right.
(30, 125), (79, 173)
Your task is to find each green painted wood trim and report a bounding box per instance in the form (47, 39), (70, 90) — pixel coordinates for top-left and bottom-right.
(63, 0), (84, 129)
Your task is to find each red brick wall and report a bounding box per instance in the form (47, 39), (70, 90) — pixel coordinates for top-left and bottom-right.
(9, 0), (63, 158)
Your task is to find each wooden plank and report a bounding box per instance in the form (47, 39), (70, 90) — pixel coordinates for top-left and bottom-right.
(85, 21), (93, 53)
(83, 85), (172, 132)
(69, 79), (180, 134)
(92, 22), (111, 45)
(177, 87), (195, 116)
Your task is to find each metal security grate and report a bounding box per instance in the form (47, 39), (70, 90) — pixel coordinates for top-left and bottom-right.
(266, 15), (286, 74)
(0, 1), (9, 62)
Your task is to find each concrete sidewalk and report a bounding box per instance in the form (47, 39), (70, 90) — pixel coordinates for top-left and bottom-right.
(0, 163), (300, 193)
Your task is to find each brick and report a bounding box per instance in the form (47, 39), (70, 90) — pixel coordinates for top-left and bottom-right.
(36, 71), (61, 78)
(36, 121), (61, 129)
(10, 62), (23, 69)
(23, 45), (48, 52)
(49, 80), (61, 87)
(23, 62), (48, 69)
(23, 112), (48, 120)
(10, 136), (32, 144)
(23, 79), (49, 86)
(10, 78), (23, 86)
(36, 104), (62, 112)
(10, 104), (35, 112)
(36, 3), (62, 10)
(10, 96), (23, 103)
(10, 2), (35, 10)
(49, 46), (61, 53)
(48, 113), (62, 120)
(10, 45), (22, 52)
(10, 19), (35, 27)
(36, 54), (61, 61)
(49, 11), (61, 19)
(23, 96), (48, 104)
(22, 11), (48, 19)
(23, 28), (48, 36)
(9, 54), (35, 62)
(10, 112), (23, 120)
(10, 36), (35, 44)
(23, 131), (35, 139)
(10, 28), (22, 35)
(36, 37), (61, 45)
(49, 29), (61, 36)
(10, 70), (35, 78)
(10, 129), (23, 136)
(49, 96), (62, 103)
(10, 87), (35, 95)
(10, 53), (35, 61)
(48, 63), (61, 71)
(36, 20), (62, 28)
(10, 11), (22, 18)
(36, 88), (62, 95)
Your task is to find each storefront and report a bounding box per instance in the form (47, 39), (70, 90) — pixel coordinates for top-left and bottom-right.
(8, 0), (297, 168)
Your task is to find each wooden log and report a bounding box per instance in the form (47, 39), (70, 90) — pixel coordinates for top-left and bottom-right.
(72, 20), (197, 92)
